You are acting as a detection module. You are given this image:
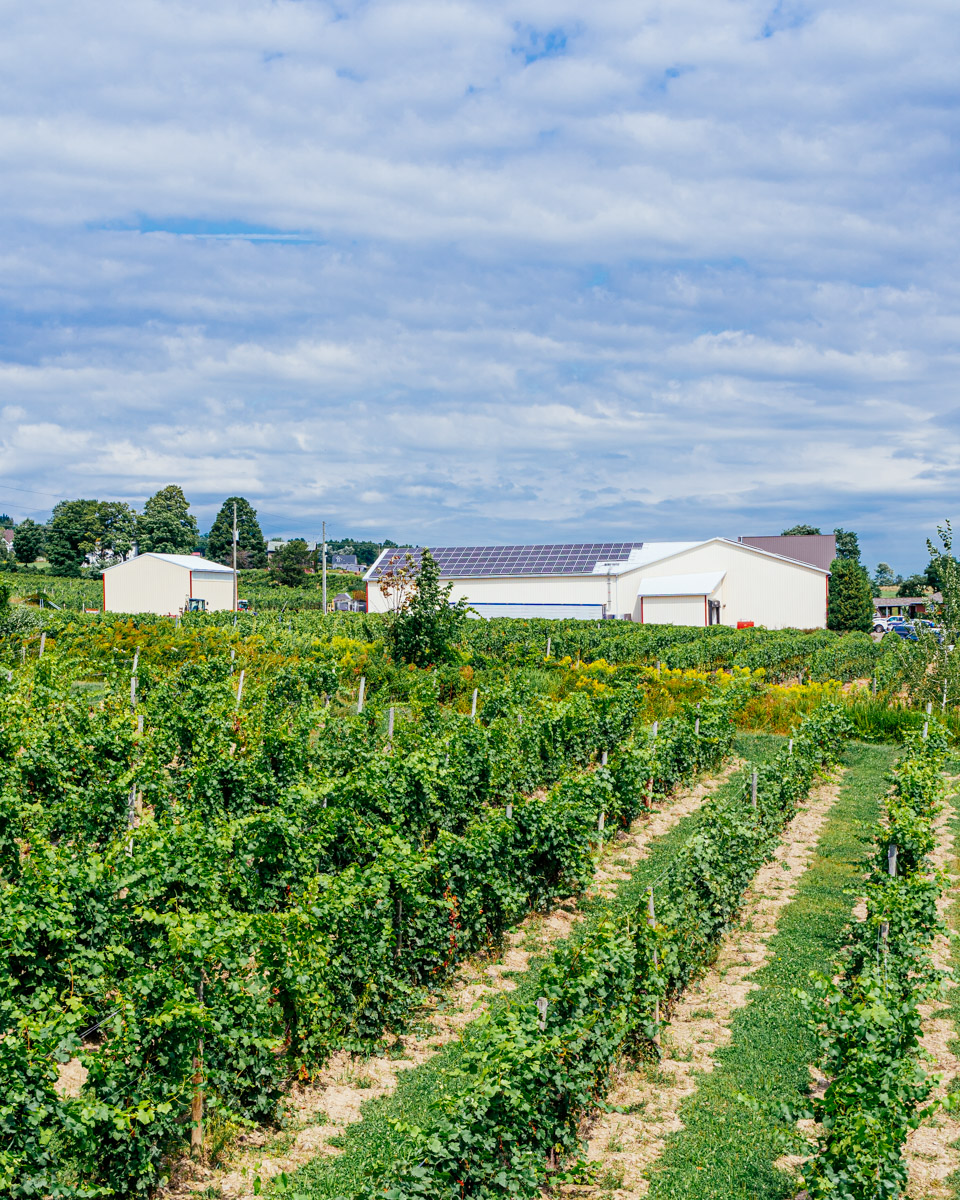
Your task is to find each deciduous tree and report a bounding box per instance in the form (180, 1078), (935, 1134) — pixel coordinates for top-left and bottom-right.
(13, 518), (45, 565)
(270, 538), (310, 587)
(136, 486), (198, 555)
(781, 524), (821, 536)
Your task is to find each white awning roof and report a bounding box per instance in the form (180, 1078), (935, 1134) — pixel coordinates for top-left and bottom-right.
(637, 571), (725, 597)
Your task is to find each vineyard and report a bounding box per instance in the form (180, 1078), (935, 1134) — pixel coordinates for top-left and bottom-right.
(2, 612), (958, 1199)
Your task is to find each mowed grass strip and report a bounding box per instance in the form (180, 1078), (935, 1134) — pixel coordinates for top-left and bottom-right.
(293, 736), (783, 1199)
(644, 741), (897, 1200)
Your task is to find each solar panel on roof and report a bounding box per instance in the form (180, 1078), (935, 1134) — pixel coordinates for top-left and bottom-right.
(369, 541), (645, 579)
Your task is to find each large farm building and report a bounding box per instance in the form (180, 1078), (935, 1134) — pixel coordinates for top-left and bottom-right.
(365, 538), (831, 629)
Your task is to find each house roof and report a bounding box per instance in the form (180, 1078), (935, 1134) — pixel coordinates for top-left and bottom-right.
(102, 553), (234, 574)
(738, 534), (837, 572)
(637, 571), (725, 597)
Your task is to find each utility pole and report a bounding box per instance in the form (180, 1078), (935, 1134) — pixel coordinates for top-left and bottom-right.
(322, 520), (327, 613)
(232, 500), (238, 612)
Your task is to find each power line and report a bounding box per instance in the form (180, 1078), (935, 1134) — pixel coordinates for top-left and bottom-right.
(0, 481), (63, 499)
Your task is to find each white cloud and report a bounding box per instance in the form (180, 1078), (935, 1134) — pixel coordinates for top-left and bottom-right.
(0, 0), (958, 567)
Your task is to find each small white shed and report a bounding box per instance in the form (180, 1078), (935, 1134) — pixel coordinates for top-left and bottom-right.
(102, 553), (235, 615)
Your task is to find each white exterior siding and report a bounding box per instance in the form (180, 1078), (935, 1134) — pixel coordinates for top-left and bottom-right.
(103, 556), (235, 615)
(365, 538), (828, 630)
(640, 595), (708, 626)
(634, 541), (826, 629)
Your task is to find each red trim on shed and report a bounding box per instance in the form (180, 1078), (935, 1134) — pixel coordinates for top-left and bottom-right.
(704, 596), (708, 626)
(640, 597), (644, 624)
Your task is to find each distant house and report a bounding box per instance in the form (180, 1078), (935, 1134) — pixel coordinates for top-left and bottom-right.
(1, 528), (13, 553)
(331, 553), (360, 572)
(874, 594), (940, 621)
(332, 591), (365, 612)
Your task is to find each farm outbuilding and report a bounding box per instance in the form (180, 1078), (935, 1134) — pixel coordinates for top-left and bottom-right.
(102, 553), (235, 615)
(364, 539), (829, 629)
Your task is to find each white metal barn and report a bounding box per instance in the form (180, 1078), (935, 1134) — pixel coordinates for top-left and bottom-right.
(364, 539), (829, 629)
(102, 554), (235, 615)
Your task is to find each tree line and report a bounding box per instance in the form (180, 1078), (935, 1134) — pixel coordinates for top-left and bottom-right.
(1, 489), (394, 582)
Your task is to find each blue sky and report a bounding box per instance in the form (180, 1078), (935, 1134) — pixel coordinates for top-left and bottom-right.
(1, 0), (958, 572)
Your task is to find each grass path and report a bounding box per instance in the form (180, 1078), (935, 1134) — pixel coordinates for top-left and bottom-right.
(625, 741), (898, 1200)
(561, 770), (845, 1197)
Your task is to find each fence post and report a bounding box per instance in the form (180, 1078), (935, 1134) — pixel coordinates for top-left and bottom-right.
(651, 720), (658, 740)
(751, 771), (758, 808)
(191, 983), (203, 1156)
(546, 636), (551, 659)
(923, 720), (929, 740)
(387, 706), (395, 745)
(357, 676), (366, 713)
(648, 887), (660, 1039)
(536, 997), (548, 1031)
(130, 675), (137, 713)
(506, 802), (513, 820)
(235, 669), (245, 711)
(39, 632), (46, 657)
(471, 688), (478, 718)
(137, 715), (144, 735)
(694, 717), (700, 737)
(888, 843), (898, 877)
(601, 750), (608, 766)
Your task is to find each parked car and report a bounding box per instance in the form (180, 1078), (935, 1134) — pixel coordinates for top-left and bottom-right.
(889, 619), (944, 643)
(872, 613), (907, 633)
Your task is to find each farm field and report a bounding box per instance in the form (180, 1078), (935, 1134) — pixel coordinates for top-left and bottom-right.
(1, 610), (957, 1199)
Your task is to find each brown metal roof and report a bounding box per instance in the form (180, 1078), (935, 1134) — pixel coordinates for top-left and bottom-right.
(738, 534), (837, 572)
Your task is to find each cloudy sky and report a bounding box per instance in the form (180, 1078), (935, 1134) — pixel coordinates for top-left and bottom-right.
(1, 0), (957, 570)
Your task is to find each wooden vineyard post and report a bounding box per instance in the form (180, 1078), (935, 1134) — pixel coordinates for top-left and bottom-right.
(39, 632), (46, 657)
(387, 706), (395, 746)
(923, 720), (929, 740)
(137, 714), (144, 735)
(536, 997), (548, 1031)
(506, 802), (513, 820)
(788, 737), (794, 755)
(235, 669), (245, 711)
(873, 675), (877, 696)
(191, 981), (204, 1156)
(470, 688), (478, 718)
(357, 676), (366, 714)
(648, 886), (660, 1041)
(598, 811), (605, 836)
(651, 720), (659, 741)
(230, 647), (236, 673)
(130, 674), (137, 713)
(546, 636), (551, 659)
(751, 771), (758, 809)
(601, 750), (608, 766)
(943, 680), (949, 711)
(694, 716), (700, 737)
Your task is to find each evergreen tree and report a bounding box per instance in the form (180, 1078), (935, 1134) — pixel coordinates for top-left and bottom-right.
(873, 562), (896, 587)
(136, 486), (198, 555)
(207, 497), (267, 568)
(12, 518), (45, 564)
(827, 557), (874, 632)
(781, 524), (821, 536)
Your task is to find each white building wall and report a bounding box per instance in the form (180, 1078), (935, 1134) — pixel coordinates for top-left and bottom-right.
(633, 541), (827, 629)
(367, 572), (615, 615)
(104, 557), (191, 615)
(190, 571), (234, 612)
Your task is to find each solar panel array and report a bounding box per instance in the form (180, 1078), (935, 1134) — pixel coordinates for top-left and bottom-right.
(370, 542), (644, 579)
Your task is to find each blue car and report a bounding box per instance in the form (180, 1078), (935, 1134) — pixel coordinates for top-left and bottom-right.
(889, 620), (943, 643)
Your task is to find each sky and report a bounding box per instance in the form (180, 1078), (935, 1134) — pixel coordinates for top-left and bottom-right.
(0, 0), (958, 572)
